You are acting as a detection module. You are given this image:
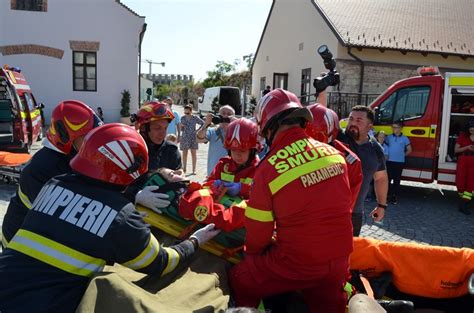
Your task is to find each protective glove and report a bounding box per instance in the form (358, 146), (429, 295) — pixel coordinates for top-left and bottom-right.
(223, 182), (241, 197)
(189, 223), (221, 246)
(213, 180), (224, 188)
(135, 186), (170, 214)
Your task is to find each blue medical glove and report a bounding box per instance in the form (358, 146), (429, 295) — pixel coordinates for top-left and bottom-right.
(223, 182), (241, 197)
(213, 180), (224, 188)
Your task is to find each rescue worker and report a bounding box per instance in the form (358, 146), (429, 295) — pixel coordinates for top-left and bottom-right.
(208, 118), (260, 198)
(1, 100), (102, 248)
(229, 89), (354, 313)
(455, 118), (474, 215)
(133, 101), (183, 171)
(178, 118), (260, 232)
(305, 103), (363, 209)
(0, 123), (220, 313)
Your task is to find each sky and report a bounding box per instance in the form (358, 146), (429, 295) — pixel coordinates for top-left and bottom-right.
(121, 0), (272, 81)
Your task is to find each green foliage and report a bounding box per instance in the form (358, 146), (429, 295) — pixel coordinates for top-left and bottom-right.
(120, 90), (131, 117)
(202, 60), (236, 88)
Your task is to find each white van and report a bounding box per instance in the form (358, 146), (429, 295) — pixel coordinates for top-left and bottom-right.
(198, 86), (241, 116)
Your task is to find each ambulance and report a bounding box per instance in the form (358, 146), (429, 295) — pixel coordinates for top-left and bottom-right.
(363, 67), (474, 185)
(0, 66), (43, 152)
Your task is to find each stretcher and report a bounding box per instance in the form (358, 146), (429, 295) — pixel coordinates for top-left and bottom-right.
(0, 151), (31, 184)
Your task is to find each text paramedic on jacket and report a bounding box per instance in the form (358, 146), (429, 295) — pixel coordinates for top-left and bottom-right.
(229, 89), (354, 313)
(1, 100), (102, 248)
(0, 123), (220, 313)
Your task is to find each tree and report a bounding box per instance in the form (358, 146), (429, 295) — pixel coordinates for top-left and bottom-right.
(120, 90), (131, 117)
(202, 61), (236, 88)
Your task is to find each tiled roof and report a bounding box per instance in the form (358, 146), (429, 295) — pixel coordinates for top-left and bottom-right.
(314, 0), (474, 57)
(116, 0), (144, 18)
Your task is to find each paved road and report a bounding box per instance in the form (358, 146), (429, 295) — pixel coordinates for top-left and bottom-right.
(1, 104), (473, 251)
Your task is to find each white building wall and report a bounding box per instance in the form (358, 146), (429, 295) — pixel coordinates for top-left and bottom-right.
(0, 0), (144, 123)
(140, 76), (153, 104)
(251, 0), (339, 100)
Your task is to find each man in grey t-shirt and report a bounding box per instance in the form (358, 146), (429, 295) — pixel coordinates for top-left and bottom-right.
(338, 105), (388, 236)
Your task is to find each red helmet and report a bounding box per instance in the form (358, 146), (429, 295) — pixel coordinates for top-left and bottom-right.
(134, 101), (174, 130)
(224, 118), (259, 150)
(255, 88), (312, 135)
(47, 100), (102, 154)
(305, 104), (340, 143)
(70, 123), (149, 186)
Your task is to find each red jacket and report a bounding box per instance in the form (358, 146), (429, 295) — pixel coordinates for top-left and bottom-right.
(333, 139), (363, 211)
(244, 127), (353, 280)
(207, 156), (259, 199)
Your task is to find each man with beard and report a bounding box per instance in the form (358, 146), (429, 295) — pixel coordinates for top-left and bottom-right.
(338, 105), (388, 236)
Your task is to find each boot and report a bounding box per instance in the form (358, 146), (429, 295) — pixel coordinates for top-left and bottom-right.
(376, 299), (414, 313)
(458, 201), (471, 215)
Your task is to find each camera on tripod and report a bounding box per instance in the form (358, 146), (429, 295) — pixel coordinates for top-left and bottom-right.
(313, 45), (340, 93)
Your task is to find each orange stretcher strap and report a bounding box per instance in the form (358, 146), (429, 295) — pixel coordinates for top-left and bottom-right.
(359, 274), (374, 299)
(0, 151), (31, 167)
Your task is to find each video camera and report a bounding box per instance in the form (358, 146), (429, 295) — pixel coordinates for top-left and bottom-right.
(313, 44), (340, 93)
(211, 114), (231, 124)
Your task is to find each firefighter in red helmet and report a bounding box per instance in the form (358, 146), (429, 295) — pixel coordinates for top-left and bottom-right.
(178, 118), (260, 231)
(229, 89), (354, 313)
(133, 101), (182, 171)
(306, 103), (363, 210)
(2, 100), (102, 248)
(0, 123), (220, 312)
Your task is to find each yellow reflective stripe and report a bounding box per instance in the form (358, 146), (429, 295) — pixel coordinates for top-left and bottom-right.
(269, 154), (345, 195)
(20, 111), (27, 118)
(221, 172), (235, 182)
(18, 186), (32, 209)
(245, 206), (274, 222)
(1, 230), (9, 247)
(220, 195), (247, 208)
(161, 247), (180, 276)
(30, 109), (41, 119)
(198, 189), (211, 197)
(373, 125), (433, 138)
(122, 234), (160, 270)
(448, 76), (474, 87)
(8, 229), (105, 277)
(240, 177), (253, 184)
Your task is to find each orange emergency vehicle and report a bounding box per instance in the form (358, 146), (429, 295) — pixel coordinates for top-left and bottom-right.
(343, 67), (474, 185)
(0, 66), (43, 153)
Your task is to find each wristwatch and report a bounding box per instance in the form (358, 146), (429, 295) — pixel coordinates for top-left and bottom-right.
(377, 203), (388, 209)
(189, 237), (199, 250)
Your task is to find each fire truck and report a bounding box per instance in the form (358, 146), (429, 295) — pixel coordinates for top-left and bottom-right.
(355, 67), (474, 185)
(0, 66), (43, 153)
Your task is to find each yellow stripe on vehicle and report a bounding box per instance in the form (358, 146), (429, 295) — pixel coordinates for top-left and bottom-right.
(18, 187), (32, 209)
(448, 76), (474, 87)
(269, 154), (345, 195)
(373, 125), (433, 138)
(122, 234), (160, 270)
(245, 206), (274, 222)
(221, 172), (235, 182)
(8, 229), (105, 277)
(161, 247), (180, 276)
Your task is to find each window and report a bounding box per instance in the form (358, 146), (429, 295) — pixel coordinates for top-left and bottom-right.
(13, 0), (45, 11)
(378, 86), (430, 123)
(260, 77), (266, 94)
(73, 51), (97, 92)
(273, 73), (288, 90)
(300, 68), (311, 105)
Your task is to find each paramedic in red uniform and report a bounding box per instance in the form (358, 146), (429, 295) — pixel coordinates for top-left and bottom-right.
(455, 118), (474, 215)
(229, 89), (354, 313)
(306, 103), (363, 209)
